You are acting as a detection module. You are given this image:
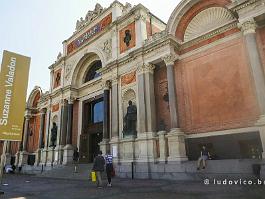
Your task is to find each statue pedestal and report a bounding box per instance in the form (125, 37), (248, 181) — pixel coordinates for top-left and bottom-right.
(41, 148), (48, 166)
(109, 137), (120, 163)
(63, 144), (74, 165)
(34, 149), (42, 166)
(53, 145), (64, 165)
(166, 128), (187, 162)
(18, 151), (29, 167)
(120, 137), (136, 163)
(46, 148), (55, 166)
(99, 139), (110, 155)
(135, 132), (158, 163)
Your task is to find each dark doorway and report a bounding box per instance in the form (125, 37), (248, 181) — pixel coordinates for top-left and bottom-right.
(79, 96), (104, 163)
(89, 132), (103, 162)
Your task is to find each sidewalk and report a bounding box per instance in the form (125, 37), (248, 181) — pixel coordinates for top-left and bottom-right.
(1, 174), (265, 199)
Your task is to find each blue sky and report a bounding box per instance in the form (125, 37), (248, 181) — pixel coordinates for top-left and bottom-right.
(0, 0), (180, 96)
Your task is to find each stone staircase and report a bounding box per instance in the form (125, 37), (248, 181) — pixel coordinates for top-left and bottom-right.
(19, 159), (265, 181)
(35, 164), (94, 180)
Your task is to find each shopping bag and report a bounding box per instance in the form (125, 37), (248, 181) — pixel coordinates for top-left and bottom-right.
(91, 171), (96, 182)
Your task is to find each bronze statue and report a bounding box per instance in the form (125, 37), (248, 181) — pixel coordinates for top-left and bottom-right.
(50, 122), (57, 148)
(123, 100), (137, 137)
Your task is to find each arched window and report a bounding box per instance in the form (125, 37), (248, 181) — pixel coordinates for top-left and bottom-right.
(84, 60), (102, 83)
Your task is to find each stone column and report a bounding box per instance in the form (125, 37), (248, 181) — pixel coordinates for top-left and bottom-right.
(19, 112), (31, 166)
(239, 20), (265, 119)
(5, 141), (11, 165)
(240, 19), (265, 158)
(99, 81), (111, 155)
(42, 108), (51, 166)
(109, 78), (120, 162)
(63, 98), (74, 165)
(57, 100), (68, 165)
(163, 54), (178, 128)
(136, 64), (158, 162)
(163, 54), (187, 162)
(111, 78), (119, 138)
(35, 109), (46, 166)
(136, 66), (147, 134)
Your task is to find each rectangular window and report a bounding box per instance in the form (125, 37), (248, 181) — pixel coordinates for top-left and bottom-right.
(91, 100), (103, 123)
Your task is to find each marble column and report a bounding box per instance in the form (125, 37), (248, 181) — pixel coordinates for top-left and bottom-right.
(57, 100), (68, 165)
(22, 114), (30, 152)
(5, 141), (11, 165)
(135, 64), (158, 162)
(111, 78), (119, 138)
(109, 78), (120, 162)
(163, 55), (179, 128)
(136, 66), (147, 134)
(100, 81), (111, 155)
(240, 19), (265, 158)
(163, 54), (187, 162)
(19, 112), (31, 166)
(239, 19), (265, 119)
(35, 108), (46, 165)
(63, 98), (74, 165)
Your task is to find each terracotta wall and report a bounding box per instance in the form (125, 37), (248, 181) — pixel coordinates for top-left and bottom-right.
(154, 66), (171, 131)
(119, 22), (136, 54)
(72, 101), (79, 147)
(176, 37), (259, 134)
(27, 115), (40, 153)
(257, 27), (265, 73)
(10, 142), (19, 155)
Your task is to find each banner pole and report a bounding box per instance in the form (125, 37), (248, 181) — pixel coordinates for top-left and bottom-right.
(0, 140), (7, 194)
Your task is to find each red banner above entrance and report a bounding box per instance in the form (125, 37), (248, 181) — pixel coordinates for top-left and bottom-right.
(67, 13), (112, 55)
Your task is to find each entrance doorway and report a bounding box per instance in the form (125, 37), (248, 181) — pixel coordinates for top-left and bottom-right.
(89, 132), (103, 162)
(80, 96), (104, 163)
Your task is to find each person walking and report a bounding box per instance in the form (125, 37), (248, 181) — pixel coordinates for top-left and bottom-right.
(197, 145), (211, 170)
(105, 151), (113, 187)
(92, 151), (105, 188)
(73, 147), (79, 173)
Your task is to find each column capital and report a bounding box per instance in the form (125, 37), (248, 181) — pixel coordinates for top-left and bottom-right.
(102, 80), (112, 90)
(67, 97), (75, 104)
(24, 114), (31, 120)
(40, 108), (47, 115)
(111, 77), (119, 85)
(238, 19), (257, 35)
(136, 63), (155, 75)
(134, 13), (147, 21)
(162, 54), (179, 66)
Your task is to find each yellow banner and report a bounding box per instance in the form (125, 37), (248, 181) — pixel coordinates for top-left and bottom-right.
(0, 50), (30, 141)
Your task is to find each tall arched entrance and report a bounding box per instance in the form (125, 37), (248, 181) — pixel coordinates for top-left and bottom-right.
(72, 54), (104, 163)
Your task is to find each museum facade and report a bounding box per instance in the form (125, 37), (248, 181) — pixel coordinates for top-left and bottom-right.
(1, 0), (265, 175)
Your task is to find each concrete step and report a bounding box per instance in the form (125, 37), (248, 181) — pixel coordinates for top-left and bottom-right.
(36, 164), (95, 180)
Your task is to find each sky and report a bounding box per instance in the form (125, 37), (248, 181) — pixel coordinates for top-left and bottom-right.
(0, 0), (181, 96)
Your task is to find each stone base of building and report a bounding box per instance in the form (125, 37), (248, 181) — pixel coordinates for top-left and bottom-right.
(115, 159), (264, 181)
(18, 151), (29, 167)
(63, 144), (74, 165)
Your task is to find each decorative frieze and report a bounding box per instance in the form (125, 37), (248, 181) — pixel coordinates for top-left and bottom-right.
(102, 39), (112, 61)
(136, 63), (155, 74)
(121, 71), (136, 86)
